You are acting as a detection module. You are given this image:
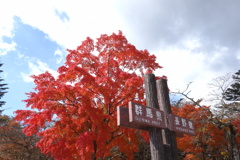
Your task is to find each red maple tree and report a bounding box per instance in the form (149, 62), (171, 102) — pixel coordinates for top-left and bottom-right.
(14, 31), (161, 159)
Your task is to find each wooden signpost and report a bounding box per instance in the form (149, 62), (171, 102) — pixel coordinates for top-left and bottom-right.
(168, 114), (196, 136)
(117, 74), (196, 160)
(129, 102), (166, 129)
(117, 106), (148, 131)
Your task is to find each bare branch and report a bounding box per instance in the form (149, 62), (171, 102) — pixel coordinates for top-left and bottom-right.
(172, 82), (202, 108)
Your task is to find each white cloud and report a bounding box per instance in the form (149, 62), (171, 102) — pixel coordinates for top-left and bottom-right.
(183, 38), (201, 50)
(155, 48), (207, 96)
(2, 0), (239, 106)
(17, 53), (24, 59)
(54, 49), (66, 64)
(1, 0), (123, 50)
(154, 43), (236, 104)
(21, 59), (58, 83)
(0, 41), (16, 56)
(0, 8), (14, 38)
(0, 2), (16, 56)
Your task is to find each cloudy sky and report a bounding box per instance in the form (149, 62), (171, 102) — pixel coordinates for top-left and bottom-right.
(1, 0), (239, 115)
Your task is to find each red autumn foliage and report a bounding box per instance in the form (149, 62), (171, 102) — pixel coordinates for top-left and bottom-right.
(14, 31), (161, 159)
(174, 104), (240, 159)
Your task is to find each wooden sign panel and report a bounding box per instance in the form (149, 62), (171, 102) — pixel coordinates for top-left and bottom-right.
(117, 106), (148, 130)
(168, 114), (196, 136)
(129, 102), (166, 129)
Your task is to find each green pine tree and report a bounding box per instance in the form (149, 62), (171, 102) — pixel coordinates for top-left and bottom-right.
(0, 63), (8, 114)
(224, 70), (240, 101)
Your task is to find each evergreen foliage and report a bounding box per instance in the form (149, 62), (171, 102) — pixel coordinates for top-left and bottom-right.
(0, 63), (8, 114)
(224, 70), (240, 101)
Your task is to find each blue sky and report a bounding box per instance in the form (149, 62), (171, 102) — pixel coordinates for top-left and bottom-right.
(1, 0), (240, 116)
(1, 17), (64, 115)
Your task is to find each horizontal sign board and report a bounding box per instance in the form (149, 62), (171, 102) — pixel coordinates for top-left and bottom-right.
(117, 106), (148, 130)
(168, 114), (196, 136)
(129, 102), (166, 129)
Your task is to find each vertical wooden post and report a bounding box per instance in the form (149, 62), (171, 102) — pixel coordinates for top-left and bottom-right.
(144, 74), (165, 160)
(156, 79), (179, 160)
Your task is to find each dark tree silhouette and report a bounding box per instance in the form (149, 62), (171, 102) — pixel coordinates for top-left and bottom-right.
(0, 62), (8, 114)
(224, 70), (240, 101)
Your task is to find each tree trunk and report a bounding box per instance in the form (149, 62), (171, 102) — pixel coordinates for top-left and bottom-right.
(92, 140), (97, 160)
(225, 125), (240, 160)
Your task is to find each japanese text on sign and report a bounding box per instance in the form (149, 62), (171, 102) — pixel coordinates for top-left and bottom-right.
(129, 102), (166, 129)
(168, 114), (196, 136)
